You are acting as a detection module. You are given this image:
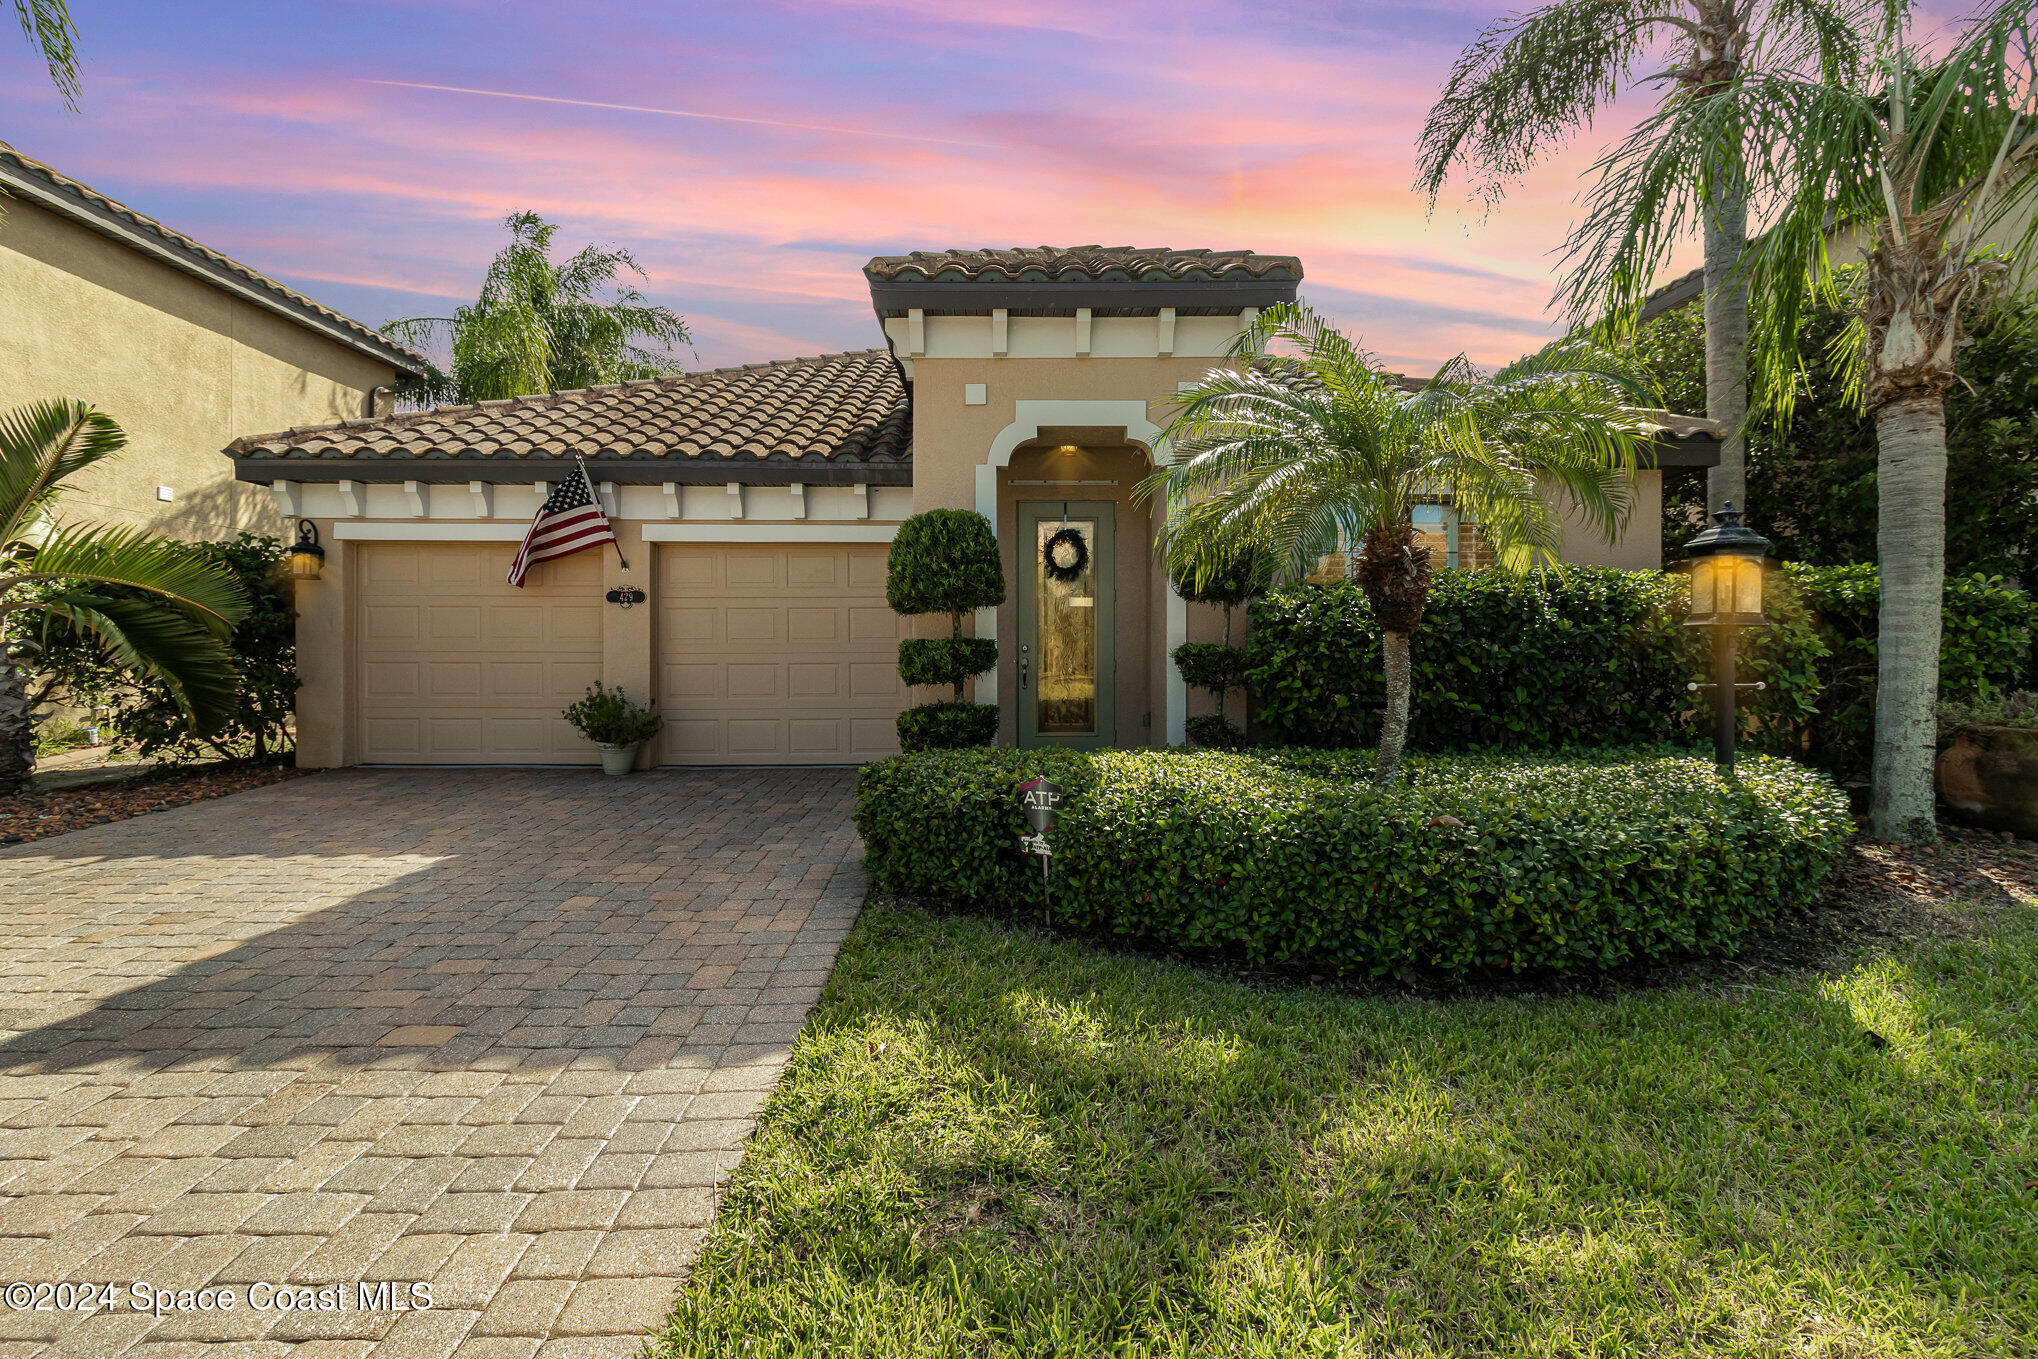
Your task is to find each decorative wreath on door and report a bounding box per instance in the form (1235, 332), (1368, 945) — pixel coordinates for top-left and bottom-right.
(1042, 527), (1090, 583)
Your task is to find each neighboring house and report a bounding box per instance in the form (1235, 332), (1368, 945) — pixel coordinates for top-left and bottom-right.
(226, 246), (1720, 769)
(0, 142), (427, 538)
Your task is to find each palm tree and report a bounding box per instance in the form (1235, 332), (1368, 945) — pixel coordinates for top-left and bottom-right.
(1144, 304), (1659, 786)
(1416, 0), (1891, 518)
(1572, 4), (2036, 841)
(12, 0), (80, 107)
(383, 211), (691, 408)
(0, 400), (248, 789)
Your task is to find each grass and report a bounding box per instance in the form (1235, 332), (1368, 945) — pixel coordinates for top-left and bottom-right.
(656, 856), (2037, 1358)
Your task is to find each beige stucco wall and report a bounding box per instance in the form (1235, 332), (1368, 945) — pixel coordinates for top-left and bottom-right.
(1540, 468), (1665, 570)
(0, 196), (402, 540)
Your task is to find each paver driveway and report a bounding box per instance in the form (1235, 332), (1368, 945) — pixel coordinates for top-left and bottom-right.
(0, 768), (864, 1358)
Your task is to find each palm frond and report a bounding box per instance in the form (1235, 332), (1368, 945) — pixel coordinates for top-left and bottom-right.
(34, 593), (239, 731)
(13, 0), (79, 107)
(2, 524), (247, 633)
(0, 399), (125, 550)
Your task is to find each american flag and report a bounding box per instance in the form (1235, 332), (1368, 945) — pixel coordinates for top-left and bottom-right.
(507, 459), (618, 587)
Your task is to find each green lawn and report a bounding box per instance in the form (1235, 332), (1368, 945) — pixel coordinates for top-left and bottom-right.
(656, 868), (2037, 1357)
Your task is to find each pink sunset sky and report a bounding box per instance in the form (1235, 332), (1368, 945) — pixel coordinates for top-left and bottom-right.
(6, 2), (1770, 376)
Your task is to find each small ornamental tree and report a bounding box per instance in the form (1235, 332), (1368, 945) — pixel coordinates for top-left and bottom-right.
(886, 509), (1005, 750)
(1169, 549), (1269, 748)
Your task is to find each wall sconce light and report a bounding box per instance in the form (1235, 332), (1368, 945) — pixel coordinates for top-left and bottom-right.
(284, 519), (325, 581)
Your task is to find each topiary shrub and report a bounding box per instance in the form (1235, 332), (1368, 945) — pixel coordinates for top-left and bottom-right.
(857, 745), (1852, 977)
(886, 510), (1004, 749)
(897, 701), (1002, 752)
(1170, 551), (1269, 746)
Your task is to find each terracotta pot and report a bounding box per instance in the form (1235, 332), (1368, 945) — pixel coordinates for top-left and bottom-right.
(1936, 725), (2038, 838)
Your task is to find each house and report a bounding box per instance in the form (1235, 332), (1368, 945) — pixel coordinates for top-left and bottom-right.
(226, 246), (1721, 769)
(0, 142), (427, 538)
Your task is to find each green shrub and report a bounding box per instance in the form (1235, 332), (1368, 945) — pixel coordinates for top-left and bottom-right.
(1781, 564), (2035, 775)
(897, 701), (1000, 752)
(887, 509), (1003, 748)
(857, 746), (1851, 977)
(1244, 568), (1738, 750)
(26, 532), (299, 763)
(1172, 642), (1246, 693)
(1940, 690), (2038, 732)
(898, 638), (998, 690)
(886, 510), (1005, 620)
(1184, 714), (1247, 749)
(561, 683), (662, 745)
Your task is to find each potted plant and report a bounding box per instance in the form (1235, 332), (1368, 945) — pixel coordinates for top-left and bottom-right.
(562, 683), (663, 776)
(1936, 692), (2038, 839)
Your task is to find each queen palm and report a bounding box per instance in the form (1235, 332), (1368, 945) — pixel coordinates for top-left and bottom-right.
(384, 211), (691, 408)
(1417, 0), (1894, 517)
(0, 400), (248, 789)
(1570, 4), (2037, 840)
(1145, 304), (1658, 786)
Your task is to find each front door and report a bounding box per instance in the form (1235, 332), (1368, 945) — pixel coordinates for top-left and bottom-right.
(1017, 501), (1115, 749)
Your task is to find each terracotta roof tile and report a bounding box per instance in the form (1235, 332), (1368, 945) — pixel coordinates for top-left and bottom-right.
(227, 349), (910, 464)
(0, 140), (427, 376)
(865, 246), (1302, 285)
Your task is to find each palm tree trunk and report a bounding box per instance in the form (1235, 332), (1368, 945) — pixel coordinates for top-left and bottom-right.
(1376, 630), (1411, 788)
(1701, 181), (1749, 514)
(0, 651), (35, 792)
(1869, 394), (1948, 843)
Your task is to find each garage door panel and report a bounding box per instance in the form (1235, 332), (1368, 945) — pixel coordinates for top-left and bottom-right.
(355, 543), (601, 765)
(657, 544), (906, 765)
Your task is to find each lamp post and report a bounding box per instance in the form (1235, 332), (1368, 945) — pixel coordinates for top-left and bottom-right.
(1683, 504), (1770, 771)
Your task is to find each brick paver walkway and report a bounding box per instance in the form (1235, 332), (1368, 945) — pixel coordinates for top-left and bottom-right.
(0, 768), (864, 1358)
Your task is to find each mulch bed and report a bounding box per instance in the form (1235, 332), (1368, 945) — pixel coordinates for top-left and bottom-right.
(0, 763), (308, 846)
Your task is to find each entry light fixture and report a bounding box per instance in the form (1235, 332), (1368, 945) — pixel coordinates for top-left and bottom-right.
(284, 519), (326, 581)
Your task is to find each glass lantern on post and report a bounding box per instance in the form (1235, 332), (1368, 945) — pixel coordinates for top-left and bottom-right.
(1683, 504), (1770, 771)
(284, 519), (325, 582)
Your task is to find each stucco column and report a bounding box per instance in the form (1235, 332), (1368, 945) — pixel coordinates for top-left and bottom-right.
(602, 523), (658, 768)
(291, 521), (348, 768)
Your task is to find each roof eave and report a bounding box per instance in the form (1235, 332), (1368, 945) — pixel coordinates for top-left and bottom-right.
(869, 276), (1300, 318)
(229, 457), (914, 487)
(0, 158), (430, 379)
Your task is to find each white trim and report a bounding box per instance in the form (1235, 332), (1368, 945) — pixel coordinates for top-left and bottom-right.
(1157, 306), (1176, 357)
(789, 482), (806, 520)
(333, 522), (528, 541)
(1166, 577), (1188, 746)
(336, 480), (362, 518)
(661, 482), (681, 519)
(907, 308), (925, 356)
(1074, 307), (1092, 356)
(268, 480), (298, 520)
(726, 482), (744, 520)
(990, 307), (1008, 357)
(598, 480), (620, 517)
(852, 483), (870, 520)
(401, 481), (426, 518)
(641, 523), (898, 543)
(467, 481), (493, 518)
(984, 399), (1168, 473)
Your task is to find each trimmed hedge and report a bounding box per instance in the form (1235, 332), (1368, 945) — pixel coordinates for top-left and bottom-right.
(857, 746), (1852, 977)
(1241, 564), (2033, 780)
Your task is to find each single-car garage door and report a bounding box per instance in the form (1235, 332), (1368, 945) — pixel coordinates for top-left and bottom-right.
(657, 543), (906, 764)
(354, 543), (603, 764)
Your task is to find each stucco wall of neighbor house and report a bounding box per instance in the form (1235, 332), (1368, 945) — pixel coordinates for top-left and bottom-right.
(1539, 468), (1665, 570)
(0, 196), (401, 540)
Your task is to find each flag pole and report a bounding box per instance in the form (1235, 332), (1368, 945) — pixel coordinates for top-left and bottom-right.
(576, 457), (630, 571)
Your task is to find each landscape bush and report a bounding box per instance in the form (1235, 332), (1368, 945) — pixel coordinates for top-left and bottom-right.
(26, 532), (297, 762)
(1240, 564), (2032, 781)
(857, 745), (1851, 977)
(886, 510), (1002, 749)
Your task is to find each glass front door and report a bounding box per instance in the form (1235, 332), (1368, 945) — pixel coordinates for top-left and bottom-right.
(1017, 502), (1115, 749)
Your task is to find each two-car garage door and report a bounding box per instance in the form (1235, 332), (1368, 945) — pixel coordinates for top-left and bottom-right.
(352, 541), (905, 765)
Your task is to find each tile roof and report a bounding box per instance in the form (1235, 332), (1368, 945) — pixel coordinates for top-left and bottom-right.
(865, 246), (1303, 285)
(226, 349), (910, 465)
(0, 140), (428, 376)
